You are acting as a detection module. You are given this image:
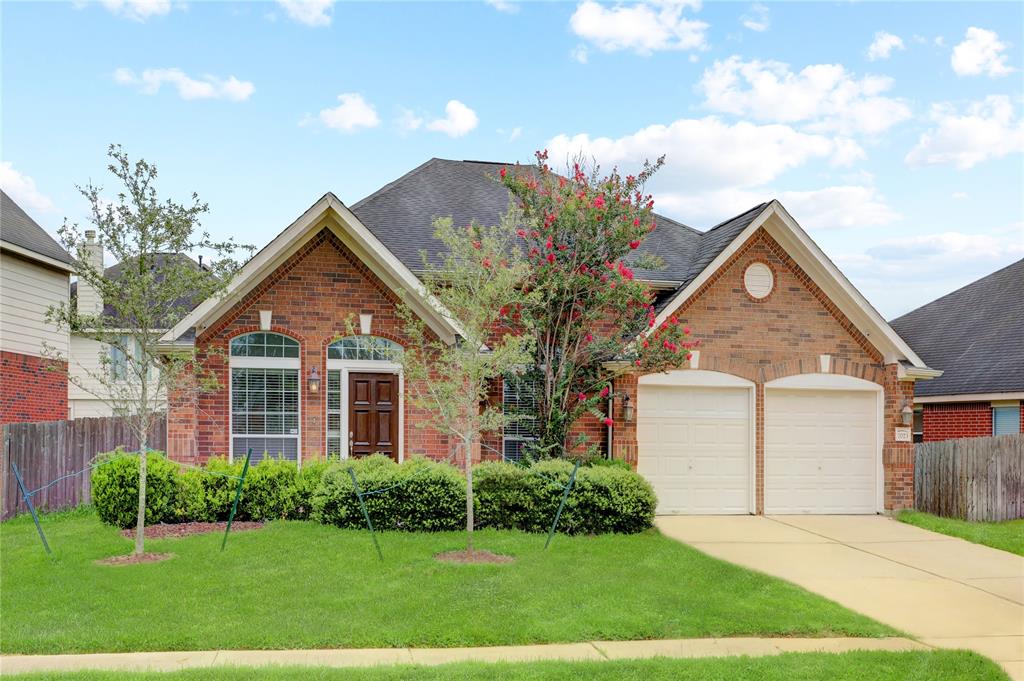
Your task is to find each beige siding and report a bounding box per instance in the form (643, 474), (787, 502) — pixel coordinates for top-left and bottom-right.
(68, 334), (166, 413)
(0, 251), (69, 357)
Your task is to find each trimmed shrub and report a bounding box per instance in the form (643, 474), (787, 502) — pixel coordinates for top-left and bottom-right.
(91, 449), (181, 528)
(474, 459), (656, 535)
(174, 469), (210, 522)
(241, 458), (298, 521)
(202, 457), (245, 520)
(311, 455), (465, 531)
(291, 461), (330, 520)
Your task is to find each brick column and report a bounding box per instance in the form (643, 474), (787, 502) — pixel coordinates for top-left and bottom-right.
(882, 363), (915, 510)
(612, 374), (638, 467)
(166, 373), (199, 464)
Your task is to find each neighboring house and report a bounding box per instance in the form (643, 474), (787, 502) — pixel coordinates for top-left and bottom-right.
(68, 237), (201, 418)
(890, 259), (1024, 443)
(159, 158), (941, 514)
(0, 190), (73, 423)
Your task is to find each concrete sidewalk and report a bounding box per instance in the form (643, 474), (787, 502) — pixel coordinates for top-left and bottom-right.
(0, 637), (927, 675)
(657, 514), (1024, 681)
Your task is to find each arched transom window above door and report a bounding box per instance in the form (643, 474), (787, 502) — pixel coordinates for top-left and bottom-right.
(327, 335), (401, 361)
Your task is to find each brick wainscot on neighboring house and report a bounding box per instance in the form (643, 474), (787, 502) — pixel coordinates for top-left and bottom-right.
(0, 191), (73, 424)
(159, 159), (942, 515)
(891, 258), (1024, 443)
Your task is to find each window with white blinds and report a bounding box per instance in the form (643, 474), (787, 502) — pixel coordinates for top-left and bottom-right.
(993, 405), (1021, 436)
(502, 373), (539, 462)
(229, 332), (301, 463)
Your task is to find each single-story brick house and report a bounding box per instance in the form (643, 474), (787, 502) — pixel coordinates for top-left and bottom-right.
(890, 259), (1023, 443)
(160, 159), (941, 514)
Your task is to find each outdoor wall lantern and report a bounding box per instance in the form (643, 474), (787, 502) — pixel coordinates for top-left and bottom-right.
(308, 366), (321, 394)
(901, 400), (913, 426)
(622, 395), (634, 423)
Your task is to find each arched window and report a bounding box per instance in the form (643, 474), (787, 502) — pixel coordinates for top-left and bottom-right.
(229, 332), (301, 462)
(231, 332), (300, 358)
(327, 335), (401, 361)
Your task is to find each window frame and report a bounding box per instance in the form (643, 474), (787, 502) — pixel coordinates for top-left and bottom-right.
(502, 372), (540, 463)
(992, 403), (1021, 436)
(228, 332), (302, 464)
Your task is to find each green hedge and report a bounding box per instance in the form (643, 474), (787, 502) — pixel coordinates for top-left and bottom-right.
(92, 451), (656, 534)
(311, 455), (465, 531)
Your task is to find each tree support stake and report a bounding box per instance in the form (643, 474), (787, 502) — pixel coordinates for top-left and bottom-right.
(545, 459), (580, 550)
(11, 460), (51, 556)
(221, 448), (252, 552)
(349, 467), (383, 561)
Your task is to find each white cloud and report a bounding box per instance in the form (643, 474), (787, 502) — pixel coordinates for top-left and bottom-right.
(657, 185), (898, 231)
(905, 96), (1024, 169)
(547, 116), (862, 193)
(0, 162), (58, 215)
(570, 45), (589, 64)
(114, 68), (255, 101)
(397, 109), (423, 133)
(508, 126), (523, 142)
(866, 31), (904, 61)
(934, 36), (945, 47)
(698, 56), (912, 136)
(426, 100), (479, 137)
(951, 191), (969, 200)
(485, 0), (519, 13)
(318, 93), (380, 132)
(77, 0), (172, 21)
(951, 27), (1014, 77)
(740, 3), (769, 32)
(277, 0), (334, 27)
(569, 0), (708, 55)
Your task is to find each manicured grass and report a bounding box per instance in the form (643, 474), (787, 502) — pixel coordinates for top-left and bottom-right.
(1, 508), (895, 654)
(7, 651), (1010, 681)
(896, 510), (1024, 556)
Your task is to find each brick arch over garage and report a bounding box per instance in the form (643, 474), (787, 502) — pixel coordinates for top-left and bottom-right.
(693, 353), (888, 387)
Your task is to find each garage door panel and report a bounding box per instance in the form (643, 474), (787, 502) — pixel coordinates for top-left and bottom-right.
(765, 388), (878, 515)
(638, 384), (751, 515)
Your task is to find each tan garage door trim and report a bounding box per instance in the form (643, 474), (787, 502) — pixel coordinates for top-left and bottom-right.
(764, 373), (884, 514)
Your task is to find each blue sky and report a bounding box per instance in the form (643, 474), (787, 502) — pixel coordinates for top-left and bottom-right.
(2, 0), (1022, 318)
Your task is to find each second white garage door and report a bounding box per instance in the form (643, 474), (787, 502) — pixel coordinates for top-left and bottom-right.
(637, 382), (751, 514)
(765, 387), (879, 514)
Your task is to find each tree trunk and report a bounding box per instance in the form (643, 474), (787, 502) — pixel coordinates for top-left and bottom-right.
(464, 434), (474, 553)
(134, 443), (147, 555)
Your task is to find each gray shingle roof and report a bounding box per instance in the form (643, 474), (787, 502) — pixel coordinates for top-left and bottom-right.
(351, 158), (764, 288)
(0, 190), (74, 266)
(890, 259), (1024, 397)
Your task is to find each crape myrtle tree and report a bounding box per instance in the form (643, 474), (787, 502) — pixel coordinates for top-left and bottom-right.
(499, 151), (698, 459)
(397, 216), (536, 554)
(46, 145), (252, 556)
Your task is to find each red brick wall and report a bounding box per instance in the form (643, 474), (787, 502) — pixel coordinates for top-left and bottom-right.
(922, 402), (993, 441)
(611, 228), (916, 511)
(0, 351), (67, 424)
(168, 227), (450, 464)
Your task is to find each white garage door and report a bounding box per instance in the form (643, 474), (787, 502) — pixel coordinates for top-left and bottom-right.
(765, 389), (878, 514)
(637, 384), (751, 514)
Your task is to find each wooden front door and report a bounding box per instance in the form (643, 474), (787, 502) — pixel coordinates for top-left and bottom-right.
(349, 372), (399, 460)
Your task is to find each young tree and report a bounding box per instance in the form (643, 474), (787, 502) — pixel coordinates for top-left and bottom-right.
(499, 151), (697, 458)
(397, 216), (535, 554)
(46, 145), (252, 556)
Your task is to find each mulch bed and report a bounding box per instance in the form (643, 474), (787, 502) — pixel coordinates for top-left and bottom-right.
(95, 552), (175, 566)
(435, 549), (515, 565)
(119, 521), (264, 540)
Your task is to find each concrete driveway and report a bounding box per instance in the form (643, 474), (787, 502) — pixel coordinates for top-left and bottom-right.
(656, 515), (1024, 680)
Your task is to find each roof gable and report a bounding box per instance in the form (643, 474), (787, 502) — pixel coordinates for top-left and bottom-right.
(652, 200), (935, 372)
(890, 258), (1024, 397)
(160, 194), (465, 347)
(0, 190), (74, 269)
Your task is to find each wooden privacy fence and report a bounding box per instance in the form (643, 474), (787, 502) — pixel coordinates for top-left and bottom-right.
(915, 434), (1023, 521)
(2, 415), (166, 520)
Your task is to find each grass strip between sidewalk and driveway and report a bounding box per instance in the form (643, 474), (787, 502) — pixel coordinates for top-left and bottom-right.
(3, 651), (1010, 681)
(2, 508), (895, 654)
(896, 510), (1024, 556)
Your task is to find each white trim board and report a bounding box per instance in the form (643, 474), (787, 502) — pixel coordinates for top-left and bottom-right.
(651, 201), (934, 372)
(160, 193), (465, 348)
(915, 392), (1024, 404)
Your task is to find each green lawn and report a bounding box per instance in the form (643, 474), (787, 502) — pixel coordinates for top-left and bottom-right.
(896, 510), (1024, 556)
(1, 508), (895, 654)
(6, 652), (1009, 681)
